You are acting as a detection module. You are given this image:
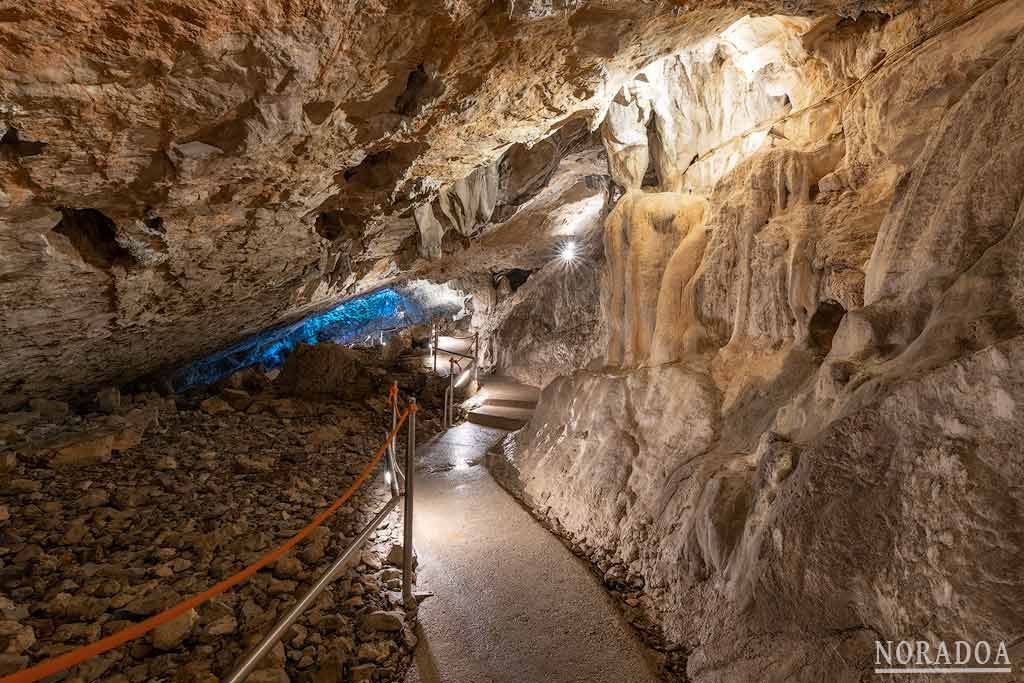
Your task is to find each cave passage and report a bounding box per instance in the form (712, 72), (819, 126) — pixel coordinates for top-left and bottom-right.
(3, 2), (1024, 683)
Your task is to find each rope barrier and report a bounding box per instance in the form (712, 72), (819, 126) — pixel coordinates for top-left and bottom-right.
(1, 401), (418, 683)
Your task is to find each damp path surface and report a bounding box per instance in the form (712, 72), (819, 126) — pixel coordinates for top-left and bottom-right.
(404, 422), (660, 683)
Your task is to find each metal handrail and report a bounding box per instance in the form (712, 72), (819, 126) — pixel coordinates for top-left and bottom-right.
(225, 398), (417, 682)
(432, 328), (479, 379)
(433, 347), (475, 360)
(401, 402), (417, 607)
(386, 386), (405, 492)
(443, 357), (454, 429)
(432, 326), (482, 430)
(443, 356), (477, 429)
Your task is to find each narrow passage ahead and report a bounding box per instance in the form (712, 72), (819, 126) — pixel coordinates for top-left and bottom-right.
(405, 423), (659, 683)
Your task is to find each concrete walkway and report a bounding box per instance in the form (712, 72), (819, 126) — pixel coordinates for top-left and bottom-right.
(404, 423), (659, 683)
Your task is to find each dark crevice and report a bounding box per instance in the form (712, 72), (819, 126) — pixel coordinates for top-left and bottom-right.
(52, 208), (132, 269)
(303, 100), (335, 125)
(143, 214), (165, 235)
(494, 268), (533, 293)
(1, 127), (46, 158)
(315, 210), (362, 242)
(642, 115), (660, 188)
(394, 64), (442, 117)
(808, 299), (846, 354)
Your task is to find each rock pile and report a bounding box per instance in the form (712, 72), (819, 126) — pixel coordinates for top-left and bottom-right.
(0, 356), (445, 682)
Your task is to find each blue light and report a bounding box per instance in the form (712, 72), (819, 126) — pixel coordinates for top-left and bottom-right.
(168, 288), (426, 391)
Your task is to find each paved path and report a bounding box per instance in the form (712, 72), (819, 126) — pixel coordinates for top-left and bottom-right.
(404, 423), (659, 683)
(425, 336), (474, 376)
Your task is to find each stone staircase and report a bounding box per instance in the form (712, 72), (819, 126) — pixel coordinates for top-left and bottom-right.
(424, 334), (540, 431)
(465, 376), (540, 431)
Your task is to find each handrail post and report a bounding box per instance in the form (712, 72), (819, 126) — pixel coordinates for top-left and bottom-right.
(432, 325), (437, 373)
(448, 357), (456, 427)
(473, 331), (479, 387)
(402, 399), (417, 608)
(386, 385), (401, 495)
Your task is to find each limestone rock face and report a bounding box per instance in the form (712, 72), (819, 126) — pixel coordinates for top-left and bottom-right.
(477, 256), (605, 389)
(0, 0), (897, 401)
(5, 1), (1024, 680)
(488, 2), (1024, 680)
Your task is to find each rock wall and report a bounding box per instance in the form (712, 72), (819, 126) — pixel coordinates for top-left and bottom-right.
(5, 0), (905, 402)
(478, 251), (607, 389)
(494, 2), (1024, 679)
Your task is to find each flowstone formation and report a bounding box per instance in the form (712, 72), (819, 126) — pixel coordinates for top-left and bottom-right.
(486, 2), (1024, 680)
(1, 0), (902, 403)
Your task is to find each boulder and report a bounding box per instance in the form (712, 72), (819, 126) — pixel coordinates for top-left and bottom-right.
(96, 386), (121, 414)
(386, 543), (417, 569)
(357, 610), (403, 633)
(275, 344), (373, 401)
(199, 397), (233, 415)
(50, 432), (115, 467)
(235, 455), (274, 474)
(223, 366), (271, 393)
(220, 388), (253, 411)
(149, 608), (197, 651)
(272, 557), (303, 579)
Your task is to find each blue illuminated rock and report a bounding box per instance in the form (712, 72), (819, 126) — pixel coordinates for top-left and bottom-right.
(168, 288), (426, 392)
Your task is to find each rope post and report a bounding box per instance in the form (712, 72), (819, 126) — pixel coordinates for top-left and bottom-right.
(473, 331), (479, 387)
(386, 382), (400, 496)
(402, 399), (417, 608)
(446, 357), (456, 428)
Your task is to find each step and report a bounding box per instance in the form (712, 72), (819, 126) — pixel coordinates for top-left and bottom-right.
(467, 405), (535, 431)
(474, 380), (539, 402)
(481, 398), (538, 410)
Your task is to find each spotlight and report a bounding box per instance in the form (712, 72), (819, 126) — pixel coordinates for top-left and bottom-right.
(385, 470), (392, 486)
(559, 241), (578, 263)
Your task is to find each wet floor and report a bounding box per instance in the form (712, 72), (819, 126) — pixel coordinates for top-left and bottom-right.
(404, 423), (659, 683)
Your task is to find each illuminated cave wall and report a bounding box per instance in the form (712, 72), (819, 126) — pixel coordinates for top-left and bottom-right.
(168, 288), (432, 391)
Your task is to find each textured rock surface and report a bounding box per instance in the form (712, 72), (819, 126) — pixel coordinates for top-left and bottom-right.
(0, 359), (443, 682)
(5, 0), (1024, 680)
(1, 0), (901, 401)
(486, 2), (1024, 680)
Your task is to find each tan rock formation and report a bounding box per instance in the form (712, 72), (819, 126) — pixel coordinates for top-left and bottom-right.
(4, 0), (1024, 680)
(487, 1), (1024, 679)
(5, 0), (889, 400)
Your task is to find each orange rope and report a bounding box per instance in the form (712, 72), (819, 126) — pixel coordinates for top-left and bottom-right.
(1, 403), (417, 683)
